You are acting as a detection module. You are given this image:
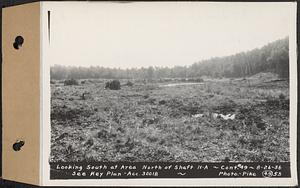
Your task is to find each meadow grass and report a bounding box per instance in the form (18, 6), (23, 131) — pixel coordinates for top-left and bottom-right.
(50, 74), (289, 162)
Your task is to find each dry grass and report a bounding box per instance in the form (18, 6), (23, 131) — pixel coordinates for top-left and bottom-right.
(50, 73), (289, 162)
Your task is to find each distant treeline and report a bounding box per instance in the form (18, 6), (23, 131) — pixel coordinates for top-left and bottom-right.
(51, 37), (289, 80)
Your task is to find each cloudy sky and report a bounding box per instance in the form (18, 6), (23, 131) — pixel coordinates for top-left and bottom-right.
(45, 2), (295, 69)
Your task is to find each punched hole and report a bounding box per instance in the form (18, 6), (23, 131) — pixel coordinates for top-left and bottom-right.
(13, 36), (24, 50)
(13, 140), (25, 151)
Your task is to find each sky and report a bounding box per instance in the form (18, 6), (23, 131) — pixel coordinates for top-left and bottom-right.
(45, 2), (295, 69)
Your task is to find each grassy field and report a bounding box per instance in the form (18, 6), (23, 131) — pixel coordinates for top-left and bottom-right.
(50, 73), (289, 162)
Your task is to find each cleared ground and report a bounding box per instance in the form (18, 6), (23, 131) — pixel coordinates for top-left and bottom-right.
(50, 73), (289, 162)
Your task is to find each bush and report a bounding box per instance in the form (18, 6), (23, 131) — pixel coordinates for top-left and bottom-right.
(279, 93), (285, 100)
(105, 80), (121, 90)
(50, 80), (56, 84)
(181, 78), (188, 82)
(126, 81), (134, 86)
(64, 79), (79, 86)
(195, 78), (204, 82)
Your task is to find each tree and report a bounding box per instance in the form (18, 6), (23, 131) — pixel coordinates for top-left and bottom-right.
(50, 37), (289, 80)
(147, 66), (154, 80)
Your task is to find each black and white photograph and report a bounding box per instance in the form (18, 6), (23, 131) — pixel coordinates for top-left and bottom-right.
(43, 1), (297, 185)
(49, 2), (291, 162)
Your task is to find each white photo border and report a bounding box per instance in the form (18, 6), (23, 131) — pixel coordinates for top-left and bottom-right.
(40, 2), (298, 186)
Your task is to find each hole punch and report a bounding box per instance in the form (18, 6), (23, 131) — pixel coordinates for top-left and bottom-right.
(13, 36), (24, 50)
(13, 140), (25, 151)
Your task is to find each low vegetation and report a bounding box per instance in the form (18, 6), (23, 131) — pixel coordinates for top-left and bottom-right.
(64, 79), (79, 86)
(50, 72), (289, 162)
(105, 80), (121, 90)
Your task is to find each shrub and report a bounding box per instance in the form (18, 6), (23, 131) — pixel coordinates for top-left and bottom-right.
(181, 78), (187, 82)
(126, 81), (134, 86)
(195, 78), (204, 82)
(64, 79), (79, 86)
(50, 80), (56, 84)
(279, 93), (285, 100)
(105, 80), (121, 90)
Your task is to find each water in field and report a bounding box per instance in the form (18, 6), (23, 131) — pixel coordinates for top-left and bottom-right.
(161, 82), (204, 87)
